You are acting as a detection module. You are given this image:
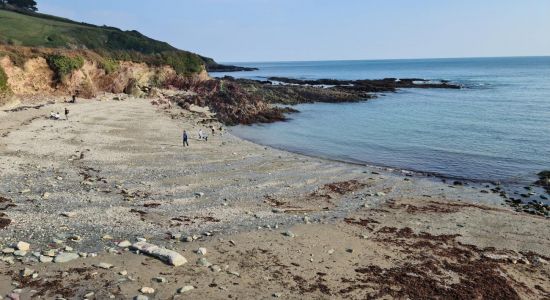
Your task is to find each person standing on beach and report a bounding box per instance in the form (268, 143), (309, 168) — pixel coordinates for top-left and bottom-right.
(64, 108), (69, 120)
(183, 130), (189, 147)
(198, 129), (204, 140)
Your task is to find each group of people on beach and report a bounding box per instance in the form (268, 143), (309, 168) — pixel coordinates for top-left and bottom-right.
(182, 125), (223, 147)
(49, 108), (69, 120)
(48, 95), (76, 121)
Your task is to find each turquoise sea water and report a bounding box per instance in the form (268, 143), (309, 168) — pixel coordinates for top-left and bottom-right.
(213, 57), (550, 184)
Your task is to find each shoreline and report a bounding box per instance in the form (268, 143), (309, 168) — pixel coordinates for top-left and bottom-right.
(0, 97), (549, 299)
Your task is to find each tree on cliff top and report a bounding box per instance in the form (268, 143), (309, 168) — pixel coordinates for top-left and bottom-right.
(4, 0), (38, 11)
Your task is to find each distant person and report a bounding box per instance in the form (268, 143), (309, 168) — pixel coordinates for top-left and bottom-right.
(182, 130), (189, 147)
(64, 108), (69, 120)
(70, 95), (76, 103)
(211, 126), (216, 136)
(198, 129), (204, 140)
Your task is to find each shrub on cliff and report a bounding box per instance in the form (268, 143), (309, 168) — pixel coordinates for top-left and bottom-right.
(46, 54), (84, 81)
(0, 65), (11, 95)
(98, 58), (119, 74)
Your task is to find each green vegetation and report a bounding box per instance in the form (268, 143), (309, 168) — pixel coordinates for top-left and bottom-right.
(98, 57), (119, 74)
(0, 65), (11, 95)
(46, 54), (84, 81)
(3, 0), (38, 11)
(0, 8), (217, 75)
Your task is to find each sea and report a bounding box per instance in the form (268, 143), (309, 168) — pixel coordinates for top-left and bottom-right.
(211, 57), (550, 186)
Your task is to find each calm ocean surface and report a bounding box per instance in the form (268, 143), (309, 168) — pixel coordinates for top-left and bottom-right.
(213, 57), (550, 184)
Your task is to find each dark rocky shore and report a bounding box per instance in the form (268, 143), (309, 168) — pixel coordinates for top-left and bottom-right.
(164, 76), (461, 125)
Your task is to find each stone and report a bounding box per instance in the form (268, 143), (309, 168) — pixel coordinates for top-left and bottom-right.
(39, 256), (53, 263)
(134, 296), (148, 300)
(20, 268), (35, 277)
(273, 293), (283, 298)
(140, 287), (154, 294)
(15, 242), (30, 251)
(327, 249), (335, 255)
(102, 235), (113, 240)
(153, 277), (167, 283)
(2, 248), (15, 254)
(97, 262), (113, 269)
(42, 250), (56, 257)
(210, 265), (222, 272)
(197, 257), (211, 267)
(227, 271), (240, 277)
(61, 212), (76, 218)
(283, 231), (295, 238)
(181, 236), (193, 242)
(54, 252), (80, 263)
(195, 192), (204, 198)
(197, 247), (207, 255)
(118, 240), (132, 248)
(64, 246), (74, 252)
(178, 286), (195, 293)
(13, 250), (27, 257)
(131, 242), (187, 266)
(7, 293), (19, 300)
(375, 192), (386, 197)
(119, 270), (128, 276)
(42, 192), (50, 200)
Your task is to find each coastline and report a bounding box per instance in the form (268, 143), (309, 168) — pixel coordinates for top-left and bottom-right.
(0, 97), (549, 299)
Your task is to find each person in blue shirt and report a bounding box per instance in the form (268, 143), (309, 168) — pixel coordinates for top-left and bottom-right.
(182, 130), (189, 147)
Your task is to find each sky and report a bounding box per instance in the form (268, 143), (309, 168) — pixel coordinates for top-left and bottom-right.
(38, 0), (550, 62)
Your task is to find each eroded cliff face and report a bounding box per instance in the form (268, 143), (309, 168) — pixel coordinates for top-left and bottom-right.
(0, 56), (180, 99)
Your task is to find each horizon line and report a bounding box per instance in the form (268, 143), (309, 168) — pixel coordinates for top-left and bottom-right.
(220, 54), (550, 65)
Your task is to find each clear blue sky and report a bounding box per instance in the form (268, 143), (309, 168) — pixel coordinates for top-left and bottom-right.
(38, 0), (550, 62)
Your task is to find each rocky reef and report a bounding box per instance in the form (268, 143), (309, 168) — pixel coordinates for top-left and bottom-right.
(164, 75), (461, 125)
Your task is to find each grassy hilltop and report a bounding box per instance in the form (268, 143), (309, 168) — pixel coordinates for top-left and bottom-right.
(0, 7), (228, 74)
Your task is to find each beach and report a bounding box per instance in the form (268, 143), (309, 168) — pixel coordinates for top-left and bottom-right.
(0, 97), (549, 299)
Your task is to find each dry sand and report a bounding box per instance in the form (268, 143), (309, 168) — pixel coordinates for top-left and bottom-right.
(0, 97), (548, 299)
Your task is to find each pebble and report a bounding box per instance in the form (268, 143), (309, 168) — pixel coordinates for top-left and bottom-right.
(153, 277), (167, 283)
(119, 270), (128, 276)
(15, 242), (30, 251)
(102, 235), (114, 240)
(20, 268), (35, 277)
(39, 256), (53, 263)
(195, 192), (204, 198)
(327, 249), (335, 255)
(2, 248), (15, 254)
(273, 293), (282, 298)
(178, 286), (195, 293)
(181, 236), (193, 242)
(118, 240), (132, 248)
(210, 265), (222, 272)
(13, 250), (27, 257)
(42, 250), (55, 257)
(283, 231), (296, 238)
(375, 192), (386, 197)
(197, 257), (211, 267)
(197, 247), (207, 255)
(54, 252), (80, 263)
(97, 262), (113, 269)
(61, 212), (76, 218)
(139, 287), (155, 294)
(134, 296), (148, 300)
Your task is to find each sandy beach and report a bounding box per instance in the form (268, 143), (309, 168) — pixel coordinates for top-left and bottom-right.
(0, 97), (549, 299)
